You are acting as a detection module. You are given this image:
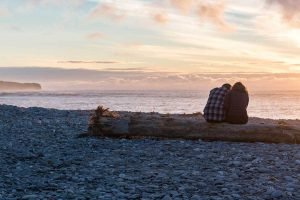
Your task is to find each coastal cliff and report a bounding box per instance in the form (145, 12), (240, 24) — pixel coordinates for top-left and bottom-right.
(0, 81), (41, 91)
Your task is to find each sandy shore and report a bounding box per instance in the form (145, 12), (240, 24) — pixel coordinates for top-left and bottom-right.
(0, 105), (299, 199)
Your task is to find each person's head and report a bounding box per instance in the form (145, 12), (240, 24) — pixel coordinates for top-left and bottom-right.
(222, 83), (231, 90)
(232, 82), (248, 93)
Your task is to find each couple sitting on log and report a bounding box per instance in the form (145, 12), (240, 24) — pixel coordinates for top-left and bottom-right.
(204, 82), (249, 124)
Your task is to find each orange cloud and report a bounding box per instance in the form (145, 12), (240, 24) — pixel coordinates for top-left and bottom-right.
(86, 32), (104, 40)
(58, 61), (118, 64)
(196, 0), (234, 31)
(89, 3), (125, 21)
(169, 0), (194, 13)
(167, 0), (233, 31)
(268, 0), (300, 28)
(153, 13), (168, 24)
(86, 0), (232, 32)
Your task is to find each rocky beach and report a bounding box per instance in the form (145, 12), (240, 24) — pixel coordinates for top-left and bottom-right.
(0, 104), (300, 199)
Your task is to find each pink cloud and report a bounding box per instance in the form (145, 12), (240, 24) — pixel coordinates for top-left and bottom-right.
(169, 0), (195, 13)
(196, 1), (234, 31)
(89, 3), (125, 21)
(86, 32), (104, 40)
(167, 0), (233, 31)
(153, 13), (168, 24)
(267, 0), (300, 28)
(0, 6), (9, 16)
(86, 0), (233, 32)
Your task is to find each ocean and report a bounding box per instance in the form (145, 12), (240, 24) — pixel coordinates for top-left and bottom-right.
(0, 90), (299, 120)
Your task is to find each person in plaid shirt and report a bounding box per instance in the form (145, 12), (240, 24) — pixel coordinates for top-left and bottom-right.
(203, 83), (231, 123)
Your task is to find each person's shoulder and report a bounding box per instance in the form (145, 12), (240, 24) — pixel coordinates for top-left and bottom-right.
(210, 87), (219, 93)
(213, 87), (225, 93)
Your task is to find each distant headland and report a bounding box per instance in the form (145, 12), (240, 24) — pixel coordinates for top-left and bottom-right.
(0, 81), (41, 91)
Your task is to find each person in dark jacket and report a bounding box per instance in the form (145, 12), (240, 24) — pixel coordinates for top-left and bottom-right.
(224, 82), (249, 124)
(203, 83), (231, 123)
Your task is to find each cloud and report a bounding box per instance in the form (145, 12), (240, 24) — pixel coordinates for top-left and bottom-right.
(58, 61), (118, 64)
(196, 0), (234, 31)
(103, 67), (150, 71)
(169, 0), (195, 13)
(26, 0), (84, 7)
(153, 13), (168, 24)
(1, 67), (300, 91)
(267, 0), (300, 28)
(166, 0), (233, 31)
(0, 6), (9, 16)
(89, 3), (125, 21)
(86, 32), (104, 40)
(85, 0), (233, 31)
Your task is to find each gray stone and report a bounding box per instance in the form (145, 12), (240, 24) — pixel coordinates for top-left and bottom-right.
(232, 161), (241, 166)
(169, 191), (179, 197)
(284, 176), (294, 182)
(119, 173), (126, 179)
(265, 187), (282, 198)
(162, 195), (172, 200)
(191, 195), (202, 200)
(271, 190), (282, 198)
(22, 195), (38, 199)
(232, 193), (241, 198)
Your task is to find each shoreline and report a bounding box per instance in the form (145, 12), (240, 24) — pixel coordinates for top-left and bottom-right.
(1, 103), (300, 120)
(2, 104), (300, 144)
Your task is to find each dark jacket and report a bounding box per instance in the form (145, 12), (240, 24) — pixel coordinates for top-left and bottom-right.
(224, 89), (249, 124)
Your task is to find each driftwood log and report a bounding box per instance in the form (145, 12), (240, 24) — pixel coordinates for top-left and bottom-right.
(87, 106), (300, 144)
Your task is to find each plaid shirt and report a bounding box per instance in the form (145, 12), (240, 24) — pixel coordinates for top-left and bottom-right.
(203, 86), (230, 122)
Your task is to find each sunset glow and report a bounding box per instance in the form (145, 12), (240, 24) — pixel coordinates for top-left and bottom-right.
(1, 0), (300, 90)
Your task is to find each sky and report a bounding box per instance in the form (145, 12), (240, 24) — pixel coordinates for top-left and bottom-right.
(0, 0), (300, 90)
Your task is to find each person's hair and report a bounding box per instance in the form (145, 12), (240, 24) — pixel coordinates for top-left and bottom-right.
(232, 82), (248, 93)
(222, 83), (231, 90)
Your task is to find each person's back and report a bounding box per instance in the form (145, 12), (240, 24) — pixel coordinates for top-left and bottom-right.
(203, 84), (231, 123)
(224, 82), (249, 124)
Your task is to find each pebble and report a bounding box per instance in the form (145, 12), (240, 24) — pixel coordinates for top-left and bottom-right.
(119, 173), (126, 179)
(162, 195), (172, 200)
(231, 193), (241, 198)
(271, 190), (282, 198)
(0, 105), (299, 199)
(22, 195), (38, 199)
(191, 195), (202, 200)
(284, 176), (294, 182)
